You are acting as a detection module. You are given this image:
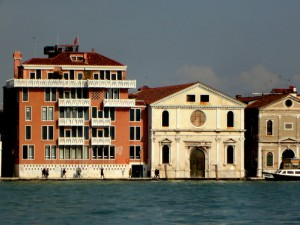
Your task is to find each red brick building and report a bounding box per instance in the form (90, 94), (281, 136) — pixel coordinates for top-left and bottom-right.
(2, 43), (147, 178)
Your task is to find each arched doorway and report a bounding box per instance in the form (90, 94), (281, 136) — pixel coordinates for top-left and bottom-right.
(190, 148), (205, 178)
(282, 149), (295, 159)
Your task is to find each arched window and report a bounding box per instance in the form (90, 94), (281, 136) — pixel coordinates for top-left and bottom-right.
(227, 111), (234, 127)
(227, 146), (234, 164)
(162, 145), (170, 164)
(162, 111), (169, 127)
(267, 120), (273, 135)
(267, 152), (273, 167)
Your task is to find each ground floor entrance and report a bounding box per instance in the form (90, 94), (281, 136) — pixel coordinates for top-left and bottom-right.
(131, 165), (143, 178)
(190, 148), (205, 178)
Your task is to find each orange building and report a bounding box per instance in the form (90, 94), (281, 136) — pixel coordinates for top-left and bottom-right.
(3, 43), (147, 178)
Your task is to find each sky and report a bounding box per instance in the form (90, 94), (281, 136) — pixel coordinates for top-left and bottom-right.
(1, 0), (300, 101)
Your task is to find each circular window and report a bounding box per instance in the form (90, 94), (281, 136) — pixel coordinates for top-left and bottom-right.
(190, 110), (206, 127)
(285, 99), (293, 107)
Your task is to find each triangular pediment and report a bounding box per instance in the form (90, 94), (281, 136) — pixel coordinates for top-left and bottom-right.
(280, 138), (297, 143)
(224, 138), (236, 144)
(150, 82), (246, 108)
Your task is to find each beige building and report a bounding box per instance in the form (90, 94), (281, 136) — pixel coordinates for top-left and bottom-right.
(132, 82), (246, 179)
(239, 90), (300, 177)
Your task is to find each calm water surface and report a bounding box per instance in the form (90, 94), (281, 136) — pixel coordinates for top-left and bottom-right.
(0, 180), (299, 225)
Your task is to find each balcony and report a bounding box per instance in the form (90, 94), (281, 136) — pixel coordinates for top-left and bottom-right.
(91, 118), (111, 127)
(59, 118), (85, 126)
(58, 137), (84, 145)
(91, 137), (111, 146)
(58, 98), (90, 107)
(6, 79), (136, 89)
(103, 99), (135, 107)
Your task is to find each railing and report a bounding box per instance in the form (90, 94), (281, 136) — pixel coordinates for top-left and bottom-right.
(58, 98), (90, 107)
(58, 118), (85, 126)
(103, 99), (135, 107)
(91, 118), (111, 127)
(58, 137), (84, 145)
(6, 79), (136, 88)
(91, 137), (111, 146)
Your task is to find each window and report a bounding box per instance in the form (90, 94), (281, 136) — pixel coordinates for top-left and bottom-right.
(25, 107), (31, 121)
(130, 127), (141, 140)
(84, 126), (89, 140)
(45, 145), (56, 159)
(100, 70), (105, 80)
(285, 99), (293, 107)
(92, 146), (115, 159)
(267, 120), (273, 135)
(78, 73), (83, 80)
(162, 145), (170, 164)
(105, 89), (119, 99)
(93, 73), (99, 79)
(105, 71), (110, 80)
(130, 108), (141, 121)
(186, 95), (195, 102)
(45, 88), (56, 101)
(23, 145), (34, 159)
(70, 70), (74, 80)
(200, 95), (209, 103)
(130, 146), (141, 159)
(190, 110), (206, 127)
(162, 111), (169, 127)
(25, 126), (31, 140)
(285, 123), (293, 130)
(42, 107), (54, 121)
(227, 146), (234, 164)
(117, 71), (122, 80)
(42, 126), (54, 140)
(267, 152), (273, 167)
(59, 146), (88, 159)
(111, 73), (116, 80)
(23, 88), (28, 101)
(227, 111), (234, 127)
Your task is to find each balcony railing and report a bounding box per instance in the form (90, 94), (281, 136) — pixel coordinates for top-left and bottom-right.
(91, 118), (111, 127)
(58, 137), (84, 145)
(58, 118), (85, 126)
(103, 99), (135, 107)
(6, 79), (136, 88)
(91, 137), (111, 146)
(58, 98), (90, 107)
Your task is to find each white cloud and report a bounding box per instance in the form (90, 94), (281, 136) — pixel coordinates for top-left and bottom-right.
(176, 65), (223, 90)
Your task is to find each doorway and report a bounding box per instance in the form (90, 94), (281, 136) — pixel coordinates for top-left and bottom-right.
(131, 165), (143, 178)
(190, 148), (205, 178)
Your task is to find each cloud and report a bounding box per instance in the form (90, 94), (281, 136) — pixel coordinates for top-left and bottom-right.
(176, 65), (223, 90)
(176, 64), (284, 96)
(235, 65), (280, 94)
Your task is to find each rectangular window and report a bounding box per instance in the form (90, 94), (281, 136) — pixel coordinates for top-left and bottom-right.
(111, 73), (116, 80)
(78, 73), (83, 80)
(25, 126), (31, 140)
(23, 88), (29, 101)
(70, 70), (74, 80)
(105, 71), (110, 80)
(186, 95), (195, 102)
(130, 108), (141, 121)
(42, 107), (54, 121)
(92, 146), (115, 159)
(45, 88), (56, 101)
(110, 126), (115, 140)
(285, 123), (293, 130)
(130, 127), (141, 140)
(23, 145), (34, 159)
(100, 70), (105, 80)
(36, 70), (41, 79)
(93, 73), (99, 79)
(130, 146), (141, 159)
(30, 72), (35, 79)
(45, 145), (56, 159)
(84, 126), (89, 140)
(117, 71), (122, 80)
(200, 95), (209, 102)
(25, 107), (31, 121)
(42, 126), (54, 140)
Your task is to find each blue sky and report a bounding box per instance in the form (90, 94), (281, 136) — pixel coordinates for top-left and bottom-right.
(1, 0), (300, 100)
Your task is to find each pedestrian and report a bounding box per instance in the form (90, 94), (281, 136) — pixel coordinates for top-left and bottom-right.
(129, 168), (132, 178)
(42, 168), (46, 178)
(100, 168), (104, 179)
(76, 167), (82, 178)
(62, 168), (66, 178)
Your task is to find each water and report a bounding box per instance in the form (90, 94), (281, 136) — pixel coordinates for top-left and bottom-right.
(0, 180), (299, 225)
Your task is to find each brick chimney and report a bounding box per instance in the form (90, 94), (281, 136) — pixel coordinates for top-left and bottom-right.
(13, 51), (22, 78)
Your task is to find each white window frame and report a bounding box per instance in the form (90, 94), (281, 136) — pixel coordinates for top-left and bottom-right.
(130, 126), (141, 140)
(25, 106), (32, 121)
(130, 108), (141, 122)
(42, 106), (54, 121)
(284, 123), (293, 130)
(42, 126), (54, 140)
(45, 145), (56, 159)
(130, 145), (141, 159)
(23, 145), (34, 159)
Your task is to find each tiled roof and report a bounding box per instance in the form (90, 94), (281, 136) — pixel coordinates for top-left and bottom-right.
(130, 82), (198, 104)
(245, 94), (289, 109)
(23, 52), (124, 66)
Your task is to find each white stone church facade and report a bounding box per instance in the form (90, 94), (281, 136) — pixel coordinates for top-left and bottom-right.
(132, 82), (246, 179)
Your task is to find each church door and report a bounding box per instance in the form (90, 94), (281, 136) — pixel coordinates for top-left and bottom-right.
(190, 148), (205, 178)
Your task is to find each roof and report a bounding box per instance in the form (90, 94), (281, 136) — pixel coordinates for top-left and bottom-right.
(22, 52), (124, 67)
(245, 94), (289, 109)
(129, 82), (198, 104)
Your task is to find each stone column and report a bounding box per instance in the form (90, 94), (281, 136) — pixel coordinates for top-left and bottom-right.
(257, 144), (262, 177)
(175, 137), (180, 178)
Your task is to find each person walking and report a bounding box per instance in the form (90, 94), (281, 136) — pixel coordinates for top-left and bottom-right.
(100, 168), (104, 179)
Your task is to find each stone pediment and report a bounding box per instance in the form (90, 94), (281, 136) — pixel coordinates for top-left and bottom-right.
(280, 138), (297, 143)
(223, 138), (236, 144)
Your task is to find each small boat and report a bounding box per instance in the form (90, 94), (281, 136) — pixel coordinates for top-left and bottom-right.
(263, 169), (300, 181)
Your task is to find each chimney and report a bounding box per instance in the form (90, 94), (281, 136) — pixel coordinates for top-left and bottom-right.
(13, 51), (22, 78)
(83, 53), (88, 64)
